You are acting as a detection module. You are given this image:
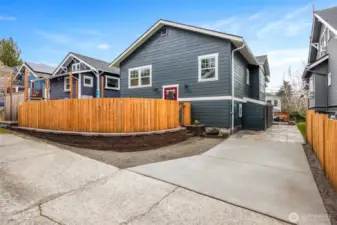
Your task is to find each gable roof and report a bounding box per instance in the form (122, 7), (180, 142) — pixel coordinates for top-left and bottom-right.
(315, 6), (337, 32)
(13, 62), (55, 80)
(256, 55), (270, 76)
(53, 52), (119, 76)
(110, 19), (259, 67)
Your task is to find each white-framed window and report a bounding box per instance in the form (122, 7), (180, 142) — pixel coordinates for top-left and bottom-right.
(83, 75), (93, 87)
(239, 104), (242, 117)
(328, 72), (332, 86)
(198, 53), (218, 82)
(128, 65), (152, 88)
(64, 77), (70, 92)
(105, 75), (120, 90)
(309, 76), (314, 98)
(72, 63), (80, 72)
(246, 68), (250, 85)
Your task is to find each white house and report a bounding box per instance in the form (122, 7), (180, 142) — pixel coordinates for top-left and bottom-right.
(266, 95), (281, 112)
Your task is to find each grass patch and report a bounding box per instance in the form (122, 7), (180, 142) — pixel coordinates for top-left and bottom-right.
(0, 128), (11, 134)
(296, 122), (306, 140)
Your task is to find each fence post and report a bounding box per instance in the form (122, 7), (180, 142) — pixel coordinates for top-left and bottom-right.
(9, 72), (13, 121)
(24, 68), (28, 102)
(69, 72), (73, 99)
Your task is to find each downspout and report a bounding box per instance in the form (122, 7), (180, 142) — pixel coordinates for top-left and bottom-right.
(231, 43), (245, 133)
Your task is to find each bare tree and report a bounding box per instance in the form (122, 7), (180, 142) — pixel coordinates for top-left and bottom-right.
(278, 63), (308, 117)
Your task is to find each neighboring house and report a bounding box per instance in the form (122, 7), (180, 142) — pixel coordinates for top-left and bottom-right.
(266, 94), (281, 112)
(303, 6), (337, 118)
(110, 19), (270, 131)
(13, 62), (55, 99)
(50, 52), (120, 99)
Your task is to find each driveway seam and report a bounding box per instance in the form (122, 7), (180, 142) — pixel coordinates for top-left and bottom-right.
(119, 186), (179, 225)
(128, 169), (294, 225)
(202, 154), (311, 174)
(7, 170), (120, 217)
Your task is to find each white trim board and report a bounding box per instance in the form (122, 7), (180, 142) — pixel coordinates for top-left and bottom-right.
(306, 54), (329, 70)
(178, 96), (266, 105)
(13, 63), (38, 80)
(110, 20), (259, 67)
(52, 53), (98, 76)
(314, 13), (337, 36)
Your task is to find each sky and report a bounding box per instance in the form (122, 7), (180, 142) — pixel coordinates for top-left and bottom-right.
(0, 0), (336, 92)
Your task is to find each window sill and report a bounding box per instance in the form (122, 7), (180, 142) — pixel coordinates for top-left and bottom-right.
(84, 84), (93, 88)
(128, 85), (152, 89)
(198, 78), (218, 83)
(105, 86), (120, 90)
(64, 90), (70, 93)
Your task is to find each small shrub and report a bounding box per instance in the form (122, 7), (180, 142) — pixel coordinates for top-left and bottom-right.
(193, 120), (200, 125)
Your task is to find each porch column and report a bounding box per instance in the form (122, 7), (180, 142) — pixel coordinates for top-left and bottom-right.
(101, 75), (104, 98)
(24, 68), (28, 102)
(9, 72), (13, 121)
(69, 72), (73, 99)
(96, 74), (100, 98)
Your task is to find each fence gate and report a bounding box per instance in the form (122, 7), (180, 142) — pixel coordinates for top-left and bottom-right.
(4, 93), (24, 121)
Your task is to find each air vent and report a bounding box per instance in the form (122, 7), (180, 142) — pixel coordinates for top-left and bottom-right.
(160, 27), (168, 36)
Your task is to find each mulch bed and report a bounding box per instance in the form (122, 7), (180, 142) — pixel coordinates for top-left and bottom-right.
(303, 143), (337, 225)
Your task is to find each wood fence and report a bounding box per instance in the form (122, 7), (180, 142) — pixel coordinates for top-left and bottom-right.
(18, 98), (191, 133)
(306, 110), (337, 191)
(4, 93), (24, 121)
(180, 102), (191, 125)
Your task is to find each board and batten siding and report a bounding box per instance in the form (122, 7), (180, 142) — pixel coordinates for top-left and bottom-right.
(120, 26), (232, 99)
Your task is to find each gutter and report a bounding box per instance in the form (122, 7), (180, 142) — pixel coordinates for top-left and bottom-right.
(231, 43), (245, 133)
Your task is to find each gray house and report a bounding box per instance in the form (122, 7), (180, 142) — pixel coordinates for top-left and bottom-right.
(303, 6), (337, 118)
(110, 20), (270, 132)
(50, 52), (120, 99)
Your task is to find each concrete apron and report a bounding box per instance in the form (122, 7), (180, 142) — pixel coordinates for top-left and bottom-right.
(130, 138), (330, 225)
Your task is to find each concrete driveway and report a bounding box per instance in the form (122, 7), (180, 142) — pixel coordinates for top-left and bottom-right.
(130, 125), (330, 225)
(1, 133), (289, 225)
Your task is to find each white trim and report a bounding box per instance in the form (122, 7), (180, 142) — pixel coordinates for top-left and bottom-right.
(128, 65), (152, 89)
(162, 84), (179, 99)
(243, 97), (266, 105)
(50, 70), (93, 78)
(177, 96), (266, 105)
(110, 20), (253, 67)
(52, 53), (98, 76)
(328, 72), (332, 86)
(307, 54), (329, 70)
(105, 75), (120, 90)
(239, 103), (242, 117)
(78, 73), (82, 98)
(64, 77), (70, 92)
(13, 63), (38, 80)
(198, 53), (219, 82)
(315, 13), (337, 36)
(83, 75), (93, 87)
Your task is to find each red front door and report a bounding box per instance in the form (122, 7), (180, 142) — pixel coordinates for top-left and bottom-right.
(164, 86), (178, 100)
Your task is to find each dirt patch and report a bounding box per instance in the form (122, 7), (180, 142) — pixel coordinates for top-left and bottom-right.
(64, 137), (224, 168)
(303, 143), (337, 225)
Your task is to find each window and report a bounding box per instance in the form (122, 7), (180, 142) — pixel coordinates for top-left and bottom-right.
(198, 53), (218, 82)
(64, 77), (70, 92)
(83, 75), (93, 87)
(309, 76), (314, 98)
(246, 69), (250, 85)
(267, 100), (272, 104)
(105, 76), (120, 90)
(160, 27), (167, 36)
(72, 63), (80, 72)
(239, 104), (242, 117)
(128, 65), (152, 88)
(274, 100), (278, 106)
(328, 72), (332, 86)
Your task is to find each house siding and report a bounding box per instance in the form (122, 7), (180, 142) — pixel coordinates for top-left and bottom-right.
(189, 100), (231, 128)
(259, 68), (266, 101)
(243, 102), (265, 130)
(120, 26), (232, 99)
(249, 66), (259, 100)
(50, 76), (77, 99)
(327, 34), (337, 108)
(232, 46), (249, 98)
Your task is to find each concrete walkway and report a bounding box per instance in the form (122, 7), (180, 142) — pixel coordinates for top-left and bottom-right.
(1, 133), (289, 225)
(130, 126), (330, 225)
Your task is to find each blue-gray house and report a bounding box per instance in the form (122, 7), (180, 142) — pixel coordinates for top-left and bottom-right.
(13, 62), (55, 99)
(303, 6), (337, 118)
(110, 20), (270, 132)
(50, 52), (120, 99)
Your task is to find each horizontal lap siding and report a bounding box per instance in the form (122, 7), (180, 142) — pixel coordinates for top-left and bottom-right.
(50, 76), (77, 99)
(120, 26), (231, 99)
(233, 47), (249, 98)
(188, 100), (231, 128)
